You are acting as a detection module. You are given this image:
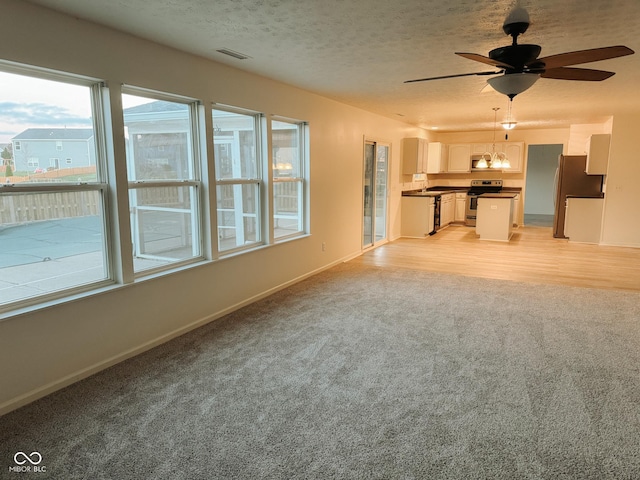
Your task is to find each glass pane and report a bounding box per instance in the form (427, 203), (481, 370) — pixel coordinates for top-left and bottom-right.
(274, 181), (302, 239)
(212, 109), (258, 180)
(122, 95), (193, 181)
(129, 186), (200, 271)
(272, 120), (300, 178)
(216, 183), (260, 251)
(0, 71), (97, 184)
(0, 191), (107, 305)
(363, 143), (375, 247)
(375, 144), (389, 242)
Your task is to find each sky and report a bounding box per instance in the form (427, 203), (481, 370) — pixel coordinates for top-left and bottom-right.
(0, 71), (94, 145)
(0, 71), (152, 145)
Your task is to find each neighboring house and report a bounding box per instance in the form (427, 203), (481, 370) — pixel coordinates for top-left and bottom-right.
(11, 128), (95, 172)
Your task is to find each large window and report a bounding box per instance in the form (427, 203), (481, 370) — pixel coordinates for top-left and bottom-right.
(272, 119), (307, 239)
(0, 68), (110, 309)
(122, 91), (202, 273)
(0, 60), (312, 314)
(212, 107), (262, 253)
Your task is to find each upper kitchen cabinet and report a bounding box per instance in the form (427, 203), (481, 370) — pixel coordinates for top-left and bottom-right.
(402, 137), (428, 175)
(448, 144), (471, 173)
(471, 143), (492, 155)
(585, 134), (610, 175)
(502, 142), (524, 172)
(470, 142), (524, 172)
(426, 142), (447, 174)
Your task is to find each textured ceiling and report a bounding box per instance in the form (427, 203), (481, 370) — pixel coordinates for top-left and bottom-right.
(25, 0), (640, 132)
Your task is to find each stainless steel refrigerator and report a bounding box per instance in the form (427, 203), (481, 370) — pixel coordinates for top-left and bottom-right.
(553, 155), (604, 238)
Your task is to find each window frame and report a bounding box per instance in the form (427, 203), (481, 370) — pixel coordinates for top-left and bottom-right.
(212, 104), (265, 255)
(270, 117), (308, 242)
(0, 65), (113, 313)
(121, 86), (205, 277)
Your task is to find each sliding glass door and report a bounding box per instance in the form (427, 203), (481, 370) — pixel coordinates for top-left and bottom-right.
(363, 140), (389, 248)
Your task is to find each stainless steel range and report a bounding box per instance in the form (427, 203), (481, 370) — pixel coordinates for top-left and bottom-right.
(465, 179), (503, 227)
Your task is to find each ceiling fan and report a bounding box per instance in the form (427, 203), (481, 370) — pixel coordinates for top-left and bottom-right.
(404, 6), (635, 99)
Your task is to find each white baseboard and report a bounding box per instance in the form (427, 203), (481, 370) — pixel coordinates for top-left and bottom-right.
(599, 240), (640, 249)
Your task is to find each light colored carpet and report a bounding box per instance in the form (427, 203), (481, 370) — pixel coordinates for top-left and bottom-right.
(1, 262), (639, 479)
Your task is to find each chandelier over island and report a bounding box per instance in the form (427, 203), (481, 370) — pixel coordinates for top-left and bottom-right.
(476, 107), (511, 170)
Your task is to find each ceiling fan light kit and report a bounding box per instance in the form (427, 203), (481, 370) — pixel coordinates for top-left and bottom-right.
(404, 5), (635, 109)
(486, 72), (540, 97)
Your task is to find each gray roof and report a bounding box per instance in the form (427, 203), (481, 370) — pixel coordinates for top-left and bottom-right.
(12, 128), (94, 141)
(124, 100), (187, 114)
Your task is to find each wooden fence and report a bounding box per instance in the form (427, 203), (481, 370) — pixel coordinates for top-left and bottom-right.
(2, 166), (97, 185)
(0, 191), (99, 225)
(0, 180), (299, 226)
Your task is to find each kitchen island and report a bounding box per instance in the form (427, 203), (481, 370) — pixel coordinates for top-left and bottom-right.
(476, 193), (517, 242)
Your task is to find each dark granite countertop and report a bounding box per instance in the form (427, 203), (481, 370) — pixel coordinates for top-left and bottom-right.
(403, 187), (468, 197)
(566, 194), (605, 199)
(479, 192), (518, 199)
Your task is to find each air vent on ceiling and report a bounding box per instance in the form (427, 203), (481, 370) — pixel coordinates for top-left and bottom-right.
(216, 48), (251, 60)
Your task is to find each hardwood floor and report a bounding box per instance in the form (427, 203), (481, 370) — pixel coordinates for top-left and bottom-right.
(352, 224), (640, 292)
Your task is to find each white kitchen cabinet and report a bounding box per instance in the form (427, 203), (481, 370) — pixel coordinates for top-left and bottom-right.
(401, 196), (434, 237)
(402, 137), (428, 175)
(454, 192), (466, 223)
(502, 142), (524, 172)
(471, 142), (524, 172)
(585, 134), (610, 175)
(565, 197), (604, 243)
(426, 142), (448, 173)
(476, 194), (515, 242)
(511, 193), (521, 226)
(471, 143), (492, 155)
(440, 193), (455, 226)
(448, 144), (471, 173)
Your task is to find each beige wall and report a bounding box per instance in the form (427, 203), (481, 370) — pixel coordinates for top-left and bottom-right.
(0, 0), (421, 413)
(602, 113), (640, 246)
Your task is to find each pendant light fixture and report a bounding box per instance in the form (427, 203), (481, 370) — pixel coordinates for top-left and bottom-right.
(479, 107), (510, 169)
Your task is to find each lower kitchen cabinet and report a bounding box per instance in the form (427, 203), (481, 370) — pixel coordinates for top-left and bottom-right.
(564, 197), (603, 243)
(512, 193), (521, 226)
(441, 193), (455, 226)
(401, 196), (435, 237)
(455, 192), (466, 223)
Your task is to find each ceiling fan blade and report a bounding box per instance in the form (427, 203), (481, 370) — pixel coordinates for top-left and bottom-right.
(541, 67), (615, 81)
(455, 52), (514, 69)
(404, 71), (500, 83)
(536, 45), (634, 69)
